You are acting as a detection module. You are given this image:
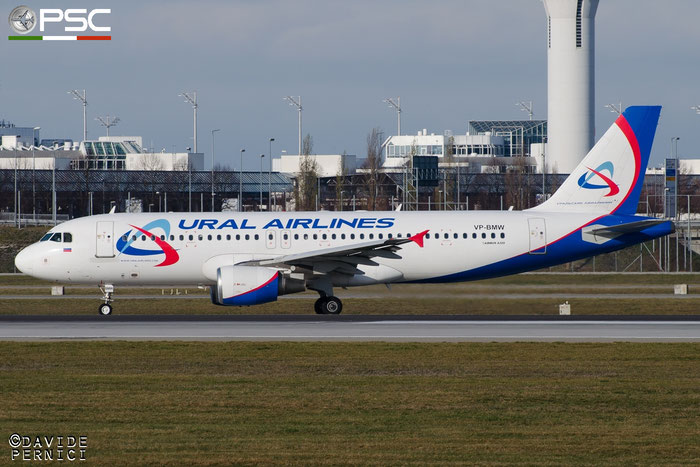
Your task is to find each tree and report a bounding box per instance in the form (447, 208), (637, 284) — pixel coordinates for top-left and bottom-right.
(136, 153), (165, 171)
(364, 127), (383, 210)
(294, 133), (318, 211)
(443, 135), (455, 207)
(335, 151), (348, 211)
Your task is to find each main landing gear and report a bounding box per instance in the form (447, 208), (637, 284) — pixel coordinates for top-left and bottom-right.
(314, 296), (343, 315)
(98, 284), (114, 316)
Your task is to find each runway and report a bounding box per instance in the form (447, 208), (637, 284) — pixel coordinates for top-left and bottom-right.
(1, 315), (699, 342)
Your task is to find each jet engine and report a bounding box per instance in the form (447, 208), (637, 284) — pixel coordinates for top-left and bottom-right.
(210, 265), (304, 306)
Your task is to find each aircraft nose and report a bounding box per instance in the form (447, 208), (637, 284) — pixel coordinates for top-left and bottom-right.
(14, 246), (33, 275)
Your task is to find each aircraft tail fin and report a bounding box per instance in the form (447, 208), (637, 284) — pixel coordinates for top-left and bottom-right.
(530, 106), (661, 215)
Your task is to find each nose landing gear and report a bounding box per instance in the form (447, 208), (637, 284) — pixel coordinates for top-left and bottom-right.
(98, 284), (114, 315)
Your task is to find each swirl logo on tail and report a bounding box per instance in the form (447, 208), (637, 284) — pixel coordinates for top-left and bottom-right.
(577, 161), (619, 197)
(115, 219), (180, 267)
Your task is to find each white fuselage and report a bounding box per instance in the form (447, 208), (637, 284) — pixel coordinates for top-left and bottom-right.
(16, 209), (605, 287)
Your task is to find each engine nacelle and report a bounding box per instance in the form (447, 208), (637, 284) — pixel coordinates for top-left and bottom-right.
(210, 266), (305, 306)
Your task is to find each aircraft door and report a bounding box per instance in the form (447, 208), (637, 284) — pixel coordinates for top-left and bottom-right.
(96, 221), (115, 258)
(528, 218), (547, 254)
(266, 230), (277, 249)
(281, 230), (291, 249)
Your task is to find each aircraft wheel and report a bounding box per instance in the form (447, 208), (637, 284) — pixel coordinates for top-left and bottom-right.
(323, 296), (343, 315)
(314, 297), (327, 314)
(98, 303), (113, 316)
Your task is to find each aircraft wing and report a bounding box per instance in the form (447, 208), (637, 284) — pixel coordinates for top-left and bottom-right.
(239, 230), (428, 275)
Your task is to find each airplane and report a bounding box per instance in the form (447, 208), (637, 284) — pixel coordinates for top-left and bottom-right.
(14, 106), (673, 315)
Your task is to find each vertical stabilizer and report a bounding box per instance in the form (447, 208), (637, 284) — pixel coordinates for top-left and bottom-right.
(530, 106), (661, 215)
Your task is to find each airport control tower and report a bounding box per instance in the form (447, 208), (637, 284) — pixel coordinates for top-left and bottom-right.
(543, 0), (599, 174)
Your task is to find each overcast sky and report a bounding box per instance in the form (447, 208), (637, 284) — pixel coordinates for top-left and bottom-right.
(2, 0), (699, 169)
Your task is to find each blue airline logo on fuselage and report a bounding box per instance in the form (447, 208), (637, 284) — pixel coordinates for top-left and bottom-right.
(177, 217), (395, 230)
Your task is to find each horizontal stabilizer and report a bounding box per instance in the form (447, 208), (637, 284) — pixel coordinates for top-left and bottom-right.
(582, 219), (671, 244)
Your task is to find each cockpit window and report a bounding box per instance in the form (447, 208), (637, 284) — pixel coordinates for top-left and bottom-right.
(40, 233), (52, 242)
(63, 233), (72, 243)
(50, 233), (62, 242)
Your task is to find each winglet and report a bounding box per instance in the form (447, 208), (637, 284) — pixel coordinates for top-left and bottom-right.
(409, 230), (429, 248)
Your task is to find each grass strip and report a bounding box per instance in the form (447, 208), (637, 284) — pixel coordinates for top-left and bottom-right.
(0, 341), (698, 464)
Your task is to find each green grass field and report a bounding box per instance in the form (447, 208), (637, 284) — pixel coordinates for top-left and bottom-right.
(1, 272), (699, 315)
(1, 342), (698, 465)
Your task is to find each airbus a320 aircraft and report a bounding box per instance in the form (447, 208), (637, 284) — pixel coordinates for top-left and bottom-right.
(15, 106), (673, 315)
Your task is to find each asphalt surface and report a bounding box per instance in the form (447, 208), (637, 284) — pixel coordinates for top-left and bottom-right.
(0, 315), (699, 342)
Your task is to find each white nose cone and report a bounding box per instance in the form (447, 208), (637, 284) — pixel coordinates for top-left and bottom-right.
(14, 247), (33, 275)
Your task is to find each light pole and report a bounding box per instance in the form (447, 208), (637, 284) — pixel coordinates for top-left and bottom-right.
(68, 89), (87, 142)
(672, 136), (680, 220)
(31, 126), (40, 221)
(239, 149), (245, 212)
(211, 129), (220, 212)
(605, 101), (623, 116)
(259, 154), (265, 210)
(268, 137), (274, 210)
(52, 149), (56, 225)
(179, 91), (198, 153)
(95, 115), (120, 136)
(516, 100), (533, 120)
(186, 147), (192, 212)
(284, 96), (302, 156)
(383, 97), (401, 135)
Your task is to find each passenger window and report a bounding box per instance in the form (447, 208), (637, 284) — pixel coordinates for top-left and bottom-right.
(369, 233), (374, 239)
(388, 233), (392, 239)
(217, 234), (221, 241)
(472, 233), (477, 239)
(303, 234), (309, 240)
(50, 233), (62, 242)
(350, 234), (355, 240)
(491, 233), (496, 239)
(322, 234), (327, 240)
(268, 234), (273, 240)
(426, 234), (430, 239)
(63, 233), (72, 243)
(453, 233), (458, 239)
(160, 235), (165, 241)
(226, 234), (231, 241)
(188, 235), (193, 241)
(198, 235), (203, 241)
(313, 234), (318, 240)
(236, 234), (241, 241)
(207, 235), (212, 240)
(283, 233), (289, 240)
(179, 235), (184, 241)
(245, 234), (250, 240)
(331, 234), (336, 240)
(500, 233), (505, 239)
(463, 233), (467, 239)
(482, 233), (486, 239)
(121, 235), (127, 242)
(294, 234), (299, 240)
(254, 234), (259, 240)
(132, 235), (137, 241)
(341, 233), (346, 240)
(359, 234), (364, 240)
(170, 235), (175, 241)
(141, 235), (146, 241)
